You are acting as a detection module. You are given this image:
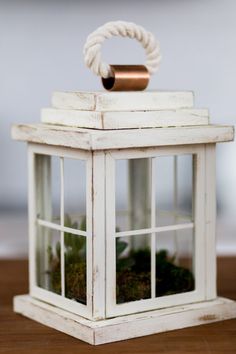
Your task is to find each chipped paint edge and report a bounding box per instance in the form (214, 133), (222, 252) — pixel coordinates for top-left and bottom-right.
(14, 295), (236, 345)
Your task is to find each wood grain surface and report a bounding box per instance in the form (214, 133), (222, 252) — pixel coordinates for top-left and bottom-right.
(0, 258), (236, 353)
(11, 123), (234, 151)
(51, 91), (194, 112)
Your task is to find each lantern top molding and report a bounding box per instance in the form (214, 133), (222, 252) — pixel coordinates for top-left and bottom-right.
(12, 90), (234, 151)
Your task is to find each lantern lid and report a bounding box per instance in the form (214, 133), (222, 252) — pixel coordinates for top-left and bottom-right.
(51, 90), (194, 112)
(11, 90), (234, 150)
(11, 123), (234, 151)
(40, 90), (211, 130)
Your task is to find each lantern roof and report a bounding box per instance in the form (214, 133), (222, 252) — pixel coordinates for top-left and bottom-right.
(11, 91), (234, 151)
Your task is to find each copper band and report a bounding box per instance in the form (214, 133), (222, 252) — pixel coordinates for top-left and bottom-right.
(102, 65), (150, 91)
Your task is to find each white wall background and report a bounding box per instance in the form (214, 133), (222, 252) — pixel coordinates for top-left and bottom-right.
(0, 0), (236, 257)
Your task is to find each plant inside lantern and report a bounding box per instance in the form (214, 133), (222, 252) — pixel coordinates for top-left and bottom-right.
(47, 215), (194, 305)
(116, 238), (194, 303)
(47, 215), (87, 304)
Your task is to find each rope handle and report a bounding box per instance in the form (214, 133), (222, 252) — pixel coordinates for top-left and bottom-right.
(83, 21), (161, 79)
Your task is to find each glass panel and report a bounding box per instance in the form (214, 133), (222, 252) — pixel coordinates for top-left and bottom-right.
(64, 233), (87, 304)
(64, 158), (86, 231)
(115, 160), (129, 232)
(155, 155), (193, 227)
(36, 225), (61, 295)
(115, 158), (151, 232)
(51, 156), (61, 224)
(155, 228), (195, 297)
(35, 155), (60, 224)
(176, 155), (193, 219)
(116, 234), (151, 304)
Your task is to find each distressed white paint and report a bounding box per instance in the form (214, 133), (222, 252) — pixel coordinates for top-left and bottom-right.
(105, 145), (206, 318)
(11, 124), (234, 151)
(41, 108), (209, 130)
(28, 145), (37, 295)
(173, 155), (179, 264)
(34, 154), (51, 290)
(14, 295), (236, 345)
(151, 157), (156, 299)
(86, 152), (93, 311)
(60, 157), (65, 297)
(105, 153), (116, 316)
(37, 218), (87, 237)
(42, 108), (102, 129)
(192, 147), (206, 301)
(92, 151), (106, 320)
(12, 88), (235, 342)
(28, 143), (93, 320)
(52, 91), (96, 111)
(116, 222), (194, 238)
(52, 91), (194, 112)
(205, 144), (217, 300)
(23, 140), (232, 324)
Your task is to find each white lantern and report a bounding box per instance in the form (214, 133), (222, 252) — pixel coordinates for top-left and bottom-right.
(11, 21), (236, 345)
(12, 89), (236, 344)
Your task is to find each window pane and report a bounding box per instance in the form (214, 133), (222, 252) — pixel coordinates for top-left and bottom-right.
(177, 155), (193, 218)
(64, 233), (87, 305)
(155, 155), (193, 227)
(64, 158), (86, 231)
(36, 225), (61, 295)
(35, 155), (60, 224)
(155, 228), (195, 297)
(115, 158), (151, 232)
(116, 234), (151, 304)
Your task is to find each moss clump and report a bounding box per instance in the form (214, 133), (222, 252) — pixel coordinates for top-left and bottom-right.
(47, 215), (86, 304)
(47, 219), (194, 305)
(65, 261), (86, 303)
(116, 243), (194, 303)
(155, 249), (194, 297)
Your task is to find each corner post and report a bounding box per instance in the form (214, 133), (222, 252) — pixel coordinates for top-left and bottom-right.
(92, 151), (106, 319)
(205, 143), (217, 299)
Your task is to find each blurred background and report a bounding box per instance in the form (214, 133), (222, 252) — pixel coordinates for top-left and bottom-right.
(0, 0), (235, 258)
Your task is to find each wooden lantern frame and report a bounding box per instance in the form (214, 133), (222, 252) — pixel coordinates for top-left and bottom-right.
(106, 144), (211, 317)
(27, 142), (214, 321)
(12, 90), (236, 344)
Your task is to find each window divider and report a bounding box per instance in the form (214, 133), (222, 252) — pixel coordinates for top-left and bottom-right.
(60, 157), (65, 297)
(37, 218), (87, 237)
(115, 222), (194, 238)
(151, 157), (156, 299)
(173, 156), (179, 264)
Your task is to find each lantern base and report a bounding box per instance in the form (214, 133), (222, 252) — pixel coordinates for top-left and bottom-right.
(14, 295), (236, 345)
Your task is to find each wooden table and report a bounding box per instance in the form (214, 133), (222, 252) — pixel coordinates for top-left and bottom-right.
(1, 258), (236, 353)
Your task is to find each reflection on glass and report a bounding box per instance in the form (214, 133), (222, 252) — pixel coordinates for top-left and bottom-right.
(36, 225), (61, 295)
(155, 155), (193, 227)
(35, 155), (60, 224)
(116, 235), (151, 304)
(36, 225), (87, 304)
(64, 158), (86, 230)
(115, 158), (151, 232)
(51, 156), (61, 224)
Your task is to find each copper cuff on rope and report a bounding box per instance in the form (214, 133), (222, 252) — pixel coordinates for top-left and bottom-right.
(102, 65), (150, 91)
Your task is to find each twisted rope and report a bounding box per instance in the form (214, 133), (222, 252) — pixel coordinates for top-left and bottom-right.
(83, 21), (161, 78)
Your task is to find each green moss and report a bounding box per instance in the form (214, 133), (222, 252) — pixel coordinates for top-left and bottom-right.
(47, 215), (86, 303)
(116, 243), (194, 304)
(47, 219), (194, 305)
